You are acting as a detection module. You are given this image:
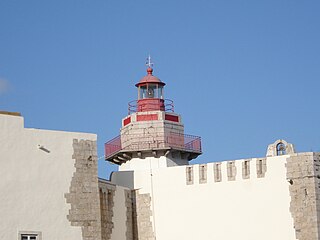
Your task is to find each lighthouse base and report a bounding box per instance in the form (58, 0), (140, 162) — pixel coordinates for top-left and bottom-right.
(119, 153), (189, 171)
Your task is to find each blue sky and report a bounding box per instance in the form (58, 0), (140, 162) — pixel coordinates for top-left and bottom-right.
(1, 0), (320, 179)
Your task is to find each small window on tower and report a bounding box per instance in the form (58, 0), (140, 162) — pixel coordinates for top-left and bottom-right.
(147, 84), (157, 98)
(147, 88), (154, 98)
(158, 86), (164, 99)
(139, 86), (147, 99)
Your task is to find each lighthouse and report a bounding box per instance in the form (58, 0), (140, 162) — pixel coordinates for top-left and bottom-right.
(105, 57), (202, 171)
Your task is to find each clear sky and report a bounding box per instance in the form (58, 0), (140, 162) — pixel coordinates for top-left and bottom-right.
(1, 0), (320, 179)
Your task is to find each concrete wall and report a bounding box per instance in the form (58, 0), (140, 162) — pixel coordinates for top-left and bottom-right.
(0, 113), (97, 240)
(119, 155), (189, 172)
(112, 155), (301, 240)
(111, 186), (130, 240)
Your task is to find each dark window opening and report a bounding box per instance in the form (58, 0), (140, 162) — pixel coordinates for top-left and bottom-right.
(276, 142), (286, 156)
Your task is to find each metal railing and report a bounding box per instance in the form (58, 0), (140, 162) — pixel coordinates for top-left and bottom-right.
(128, 99), (174, 114)
(105, 132), (202, 159)
(105, 135), (121, 158)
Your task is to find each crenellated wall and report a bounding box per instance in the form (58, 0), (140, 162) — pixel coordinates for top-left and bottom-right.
(112, 153), (315, 240)
(184, 158), (267, 185)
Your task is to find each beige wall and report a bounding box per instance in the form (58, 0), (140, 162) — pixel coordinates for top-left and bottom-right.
(111, 185), (130, 240)
(112, 155), (298, 240)
(99, 179), (132, 240)
(0, 114), (96, 240)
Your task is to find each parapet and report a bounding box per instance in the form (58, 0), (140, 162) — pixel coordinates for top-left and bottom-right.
(185, 158), (267, 185)
(185, 139), (297, 185)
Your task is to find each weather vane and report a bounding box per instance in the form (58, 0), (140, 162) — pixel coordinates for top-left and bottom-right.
(146, 55), (154, 68)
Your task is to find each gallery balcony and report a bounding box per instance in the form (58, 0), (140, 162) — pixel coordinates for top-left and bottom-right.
(105, 132), (202, 165)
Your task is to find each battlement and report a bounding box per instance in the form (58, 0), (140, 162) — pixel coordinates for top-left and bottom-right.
(182, 139), (298, 185)
(109, 139), (320, 240)
(183, 151), (320, 186)
(185, 157), (267, 185)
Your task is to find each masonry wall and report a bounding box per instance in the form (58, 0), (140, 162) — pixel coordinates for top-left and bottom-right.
(112, 155), (303, 240)
(65, 139), (101, 240)
(98, 179), (133, 240)
(120, 111), (184, 152)
(286, 152), (320, 240)
(0, 114), (97, 240)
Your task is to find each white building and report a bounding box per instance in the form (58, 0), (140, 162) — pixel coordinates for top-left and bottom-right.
(0, 111), (129, 240)
(1, 61), (320, 240)
(104, 63), (320, 240)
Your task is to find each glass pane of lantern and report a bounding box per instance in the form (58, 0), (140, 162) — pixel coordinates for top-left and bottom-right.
(147, 84), (156, 98)
(158, 86), (163, 99)
(140, 86), (147, 99)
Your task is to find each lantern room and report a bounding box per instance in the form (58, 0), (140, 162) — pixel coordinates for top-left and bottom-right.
(135, 67), (166, 112)
(137, 68), (165, 99)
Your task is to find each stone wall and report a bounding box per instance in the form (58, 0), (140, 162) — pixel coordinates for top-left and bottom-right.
(120, 111), (184, 151)
(99, 180), (116, 240)
(125, 190), (136, 240)
(133, 191), (155, 240)
(286, 153), (320, 240)
(65, 139), (101, 240)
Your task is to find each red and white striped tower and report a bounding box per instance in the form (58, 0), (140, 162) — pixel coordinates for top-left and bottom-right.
(105, 57), (202, 171)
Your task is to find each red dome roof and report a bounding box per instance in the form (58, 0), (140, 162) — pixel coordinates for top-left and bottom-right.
(135, 68), (166, 87)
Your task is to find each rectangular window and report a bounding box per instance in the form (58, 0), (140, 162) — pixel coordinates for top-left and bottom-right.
(199, 164), (207, 184)
(256, 158), (267, 178)
(214, 163), (222, 182)
(242, 160), (250, 179)
(21, 236), (37, 240)
(19, 232), (41, 240)
(186, 166), (193, 185)
(257, 160), (263, 175)
(227, 161), (236, 181)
